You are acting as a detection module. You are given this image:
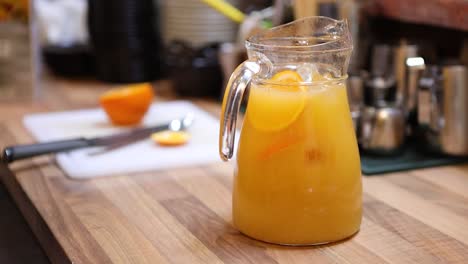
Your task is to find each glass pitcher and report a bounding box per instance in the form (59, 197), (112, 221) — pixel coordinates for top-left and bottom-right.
(219, 17), (362, 245)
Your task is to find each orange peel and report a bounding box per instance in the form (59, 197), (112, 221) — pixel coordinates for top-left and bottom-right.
(100, 83), (154, 126)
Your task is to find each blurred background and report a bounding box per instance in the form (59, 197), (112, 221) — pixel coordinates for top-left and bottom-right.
(0, 0), (466, 101)
(0, 0), (467, 170)
(0, 1), (467, 162)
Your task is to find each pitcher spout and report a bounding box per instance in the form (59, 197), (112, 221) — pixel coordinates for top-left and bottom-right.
(246, 16), (353, 54)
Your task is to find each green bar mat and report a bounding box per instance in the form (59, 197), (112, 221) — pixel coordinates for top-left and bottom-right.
(361, 144), (468, 175)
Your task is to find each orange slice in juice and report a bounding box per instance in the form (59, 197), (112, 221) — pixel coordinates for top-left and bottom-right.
(151, 131), (190, 146)
(247, 70), (306, 132)
(271, 69), (303, 83)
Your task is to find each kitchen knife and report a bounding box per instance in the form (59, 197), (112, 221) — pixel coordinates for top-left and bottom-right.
(1, 114), (194, 163)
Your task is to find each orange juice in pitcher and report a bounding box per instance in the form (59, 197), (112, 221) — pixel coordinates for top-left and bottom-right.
(219, 17), (362, 245)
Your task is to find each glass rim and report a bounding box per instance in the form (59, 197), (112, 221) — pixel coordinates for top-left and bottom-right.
(245, 16), (353, 53)
(245, 40), (353, 54)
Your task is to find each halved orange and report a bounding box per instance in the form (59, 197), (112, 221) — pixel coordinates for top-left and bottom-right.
(151, 131), (190, 146)
(100, 83), (154, 126)
(247, 70), (306, 132)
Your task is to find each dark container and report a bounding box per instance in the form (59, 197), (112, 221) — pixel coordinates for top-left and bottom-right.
(166, 41), (223, 98)
(87, 0), (165, 83)
(42, 45), (95, 77)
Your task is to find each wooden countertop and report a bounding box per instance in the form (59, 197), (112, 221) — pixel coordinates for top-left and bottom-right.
(1, 76), (468, 264)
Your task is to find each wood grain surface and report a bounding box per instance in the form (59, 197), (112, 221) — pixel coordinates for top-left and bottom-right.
(1, 76), (468, 263)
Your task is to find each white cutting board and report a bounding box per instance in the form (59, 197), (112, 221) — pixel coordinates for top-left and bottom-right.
(23, 101), (223, 179)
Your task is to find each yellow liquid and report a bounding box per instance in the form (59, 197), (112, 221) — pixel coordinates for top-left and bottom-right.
(233, 80), (362, 245)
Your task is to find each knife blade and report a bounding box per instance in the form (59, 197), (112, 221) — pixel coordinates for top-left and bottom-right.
(1, 114), (194, 163)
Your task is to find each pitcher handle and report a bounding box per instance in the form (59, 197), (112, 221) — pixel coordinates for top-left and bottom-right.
(219, 61), (261, 161)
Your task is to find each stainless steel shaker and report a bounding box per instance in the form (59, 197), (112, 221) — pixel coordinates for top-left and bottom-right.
(418, 65), (468, 156)
(360, 106), (406, 155)
(440, 65), (468, 155)
(366, 44), (396, 108)
(417, 65), (442, 132)
(394, 43), (418, 109)
(405, 57), (426, 116)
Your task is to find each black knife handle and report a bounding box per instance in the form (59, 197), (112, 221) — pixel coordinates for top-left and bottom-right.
(2, 138), (91, 163)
